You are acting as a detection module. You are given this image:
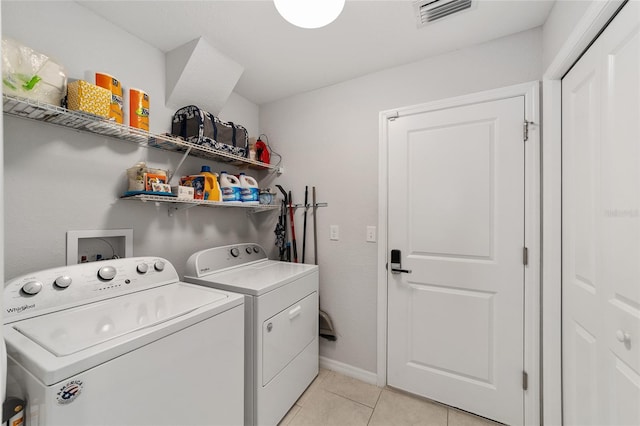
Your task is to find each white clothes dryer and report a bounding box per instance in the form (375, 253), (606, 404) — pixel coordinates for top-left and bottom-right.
(3, 257), (244, 426)
(184, 243), (319, 426)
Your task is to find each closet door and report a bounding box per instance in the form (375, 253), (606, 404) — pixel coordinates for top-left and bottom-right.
(562, 3), (640, 424)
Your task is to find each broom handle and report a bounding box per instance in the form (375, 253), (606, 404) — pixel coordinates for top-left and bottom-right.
(313, 187), (318, 265)
(302, 186), (308, 263)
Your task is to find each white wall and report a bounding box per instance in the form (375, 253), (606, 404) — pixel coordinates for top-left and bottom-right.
(259, 28), (543, 374)
(2, 1), (263, 279)
(3, 0), (546, 379)
(0, 3), (5, 395)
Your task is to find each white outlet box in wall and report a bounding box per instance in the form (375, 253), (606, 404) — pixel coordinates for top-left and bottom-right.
(366, 226), (376, 243)
(67, 229), (133, 265)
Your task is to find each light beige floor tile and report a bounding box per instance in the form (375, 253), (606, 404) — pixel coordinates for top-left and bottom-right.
(296, 369), (330, 407)
(368, 389), (448, 426)
(321, 371), (382, 408)
(447, 409), (502, 426)
(278, 404), (301, 426)
(316, 368), (331, 383)
(288, 389), (373, 426)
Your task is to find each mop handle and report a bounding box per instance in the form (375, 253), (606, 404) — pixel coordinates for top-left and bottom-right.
(289, 191), (298, 263)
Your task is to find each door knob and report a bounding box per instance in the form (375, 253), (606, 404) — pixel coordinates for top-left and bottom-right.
(616, 330), (631, 344)
(390, 249), (412, 274)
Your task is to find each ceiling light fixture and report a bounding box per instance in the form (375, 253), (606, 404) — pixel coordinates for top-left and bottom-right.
(274, 0), (345, 29)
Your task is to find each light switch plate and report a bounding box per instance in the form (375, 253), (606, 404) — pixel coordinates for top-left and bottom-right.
(330, 225), (339, 241)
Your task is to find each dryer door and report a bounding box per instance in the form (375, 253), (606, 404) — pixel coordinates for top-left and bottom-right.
(262, 291), (318, 386)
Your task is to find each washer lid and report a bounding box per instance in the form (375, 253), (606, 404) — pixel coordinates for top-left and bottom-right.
(188, 260), (318, 296)
(13, 283), (228, 356)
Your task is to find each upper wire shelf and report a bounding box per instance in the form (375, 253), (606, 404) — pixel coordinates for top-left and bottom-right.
(2, 94), (275, 170)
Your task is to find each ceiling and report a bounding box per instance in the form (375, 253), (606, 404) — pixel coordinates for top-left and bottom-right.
(77, 0), (555, 105)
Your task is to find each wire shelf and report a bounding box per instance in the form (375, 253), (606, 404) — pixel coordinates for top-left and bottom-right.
(3, 94), (275, 170)
(120, 194), (280, 214)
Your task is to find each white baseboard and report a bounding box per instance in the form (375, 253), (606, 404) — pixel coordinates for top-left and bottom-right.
(319, 356), (379, 386)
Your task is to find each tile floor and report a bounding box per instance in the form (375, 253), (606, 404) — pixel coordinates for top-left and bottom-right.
(279, 369), (502, 426)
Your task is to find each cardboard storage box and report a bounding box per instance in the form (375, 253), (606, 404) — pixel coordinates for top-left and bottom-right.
(172, 185), (195, 200)
(67, 80), (111, 118)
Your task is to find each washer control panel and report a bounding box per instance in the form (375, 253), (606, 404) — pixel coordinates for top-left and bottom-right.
(3, 257), (179, 324)
(185, 243), (267, 277)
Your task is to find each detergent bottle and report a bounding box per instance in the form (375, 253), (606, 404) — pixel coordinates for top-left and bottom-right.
(239, 173), (259, 204)
(219, 171), (241, 202)
(200, 166), (221, 201)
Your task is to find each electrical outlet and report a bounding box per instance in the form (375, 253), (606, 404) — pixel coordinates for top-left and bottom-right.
(366, 226), (376, 242)
(330, 225), (339, 241)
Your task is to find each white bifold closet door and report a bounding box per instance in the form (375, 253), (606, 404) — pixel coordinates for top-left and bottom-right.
(562, 2), (640, 425)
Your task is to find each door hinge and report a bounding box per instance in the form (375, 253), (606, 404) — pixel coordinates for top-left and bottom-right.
(522, 371), (529, 391)
(523, 247), (529, 266)
(523, 120), (534, 142)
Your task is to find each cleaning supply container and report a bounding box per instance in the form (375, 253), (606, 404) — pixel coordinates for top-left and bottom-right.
(239, 173), (259, 204)
(220, 172), (241, 202)
(200, 166), (222, 201)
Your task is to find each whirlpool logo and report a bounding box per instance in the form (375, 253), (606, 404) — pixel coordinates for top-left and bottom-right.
(6, 304), (35, 314)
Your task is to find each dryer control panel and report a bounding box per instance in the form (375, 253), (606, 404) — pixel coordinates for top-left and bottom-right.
(185, 243), (267, 277)
(3, 257), (179, 323)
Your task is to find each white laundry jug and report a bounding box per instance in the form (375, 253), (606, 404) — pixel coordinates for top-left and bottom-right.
(239, 173), (259, 204)
(220, 172), (241, 202)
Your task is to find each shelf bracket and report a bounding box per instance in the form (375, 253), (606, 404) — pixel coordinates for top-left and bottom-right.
(167, 146), (193, 184)
(167, 202), (198, 217)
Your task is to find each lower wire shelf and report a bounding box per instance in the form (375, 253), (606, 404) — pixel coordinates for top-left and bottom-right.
(121, 194), (280, 216)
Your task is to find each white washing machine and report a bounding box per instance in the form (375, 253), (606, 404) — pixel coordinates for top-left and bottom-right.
(3, 256), (245, 426)
(184, 243), (319, 426)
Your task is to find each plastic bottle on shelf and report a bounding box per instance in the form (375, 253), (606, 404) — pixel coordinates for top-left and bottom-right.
(239, 173), (259, 204)
(200, 166), (222, 202)
(219, 171), (242, 202)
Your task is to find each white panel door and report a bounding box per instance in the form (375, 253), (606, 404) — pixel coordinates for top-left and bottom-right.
(387, 96), (525, 426)
(562, 3), (640, 425)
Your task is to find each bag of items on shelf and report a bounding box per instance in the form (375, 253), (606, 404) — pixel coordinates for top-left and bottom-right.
(171, 105), (248, 158)
(2, 38), (67, 106)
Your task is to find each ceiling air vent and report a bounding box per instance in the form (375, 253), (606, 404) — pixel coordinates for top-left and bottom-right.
(414, 0), (472, 26)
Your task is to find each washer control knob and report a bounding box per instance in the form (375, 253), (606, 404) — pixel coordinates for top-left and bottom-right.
(246, 247), (253, 254)
(98, 266), (117, 281)
(137, 263), (149, 274)
(22, 281), (43, 295)
(230, 248), (240, 258)
(54, 276), (72, 289)
(253, 246), (260, 253)
(154, 261), (165, 272)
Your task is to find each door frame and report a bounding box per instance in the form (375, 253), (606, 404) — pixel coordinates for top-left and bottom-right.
(542, 1), (624, 424)
(378, 81), (540, 425)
